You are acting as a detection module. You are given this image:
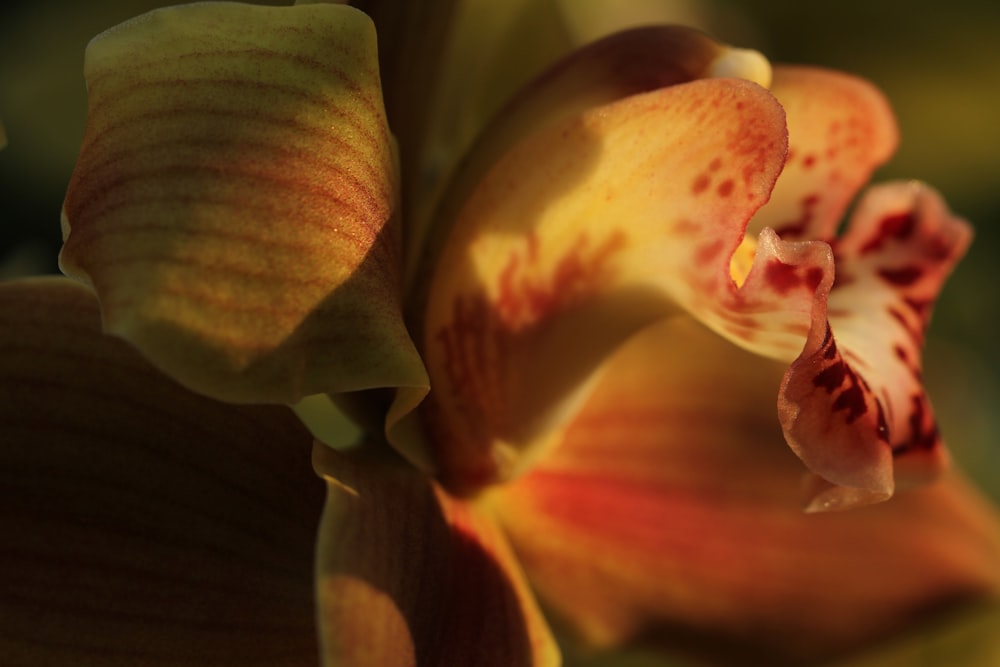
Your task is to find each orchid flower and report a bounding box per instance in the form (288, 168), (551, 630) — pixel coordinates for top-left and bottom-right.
(1, 2), (999, 666)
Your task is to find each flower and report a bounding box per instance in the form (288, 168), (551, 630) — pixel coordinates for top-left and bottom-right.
(1, 2), (998, 666)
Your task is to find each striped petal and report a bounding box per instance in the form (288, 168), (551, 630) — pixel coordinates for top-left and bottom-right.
(749, 66), (899, 241)
(313, 444), (558, 667)
(491, 317), (1000, 666)
(60, 2), (426, 404)
(417, 75), (789, 493)
(0, 278), (323, 665)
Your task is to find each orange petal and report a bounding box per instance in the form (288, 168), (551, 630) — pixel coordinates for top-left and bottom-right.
(749, 66), (899, 241)
(0, 278), (322, 665)
(60, 2), (427, 404)
(491, 317), (1000, 666)
(416, 77), (788, 494)
(313, 444), (559, 667)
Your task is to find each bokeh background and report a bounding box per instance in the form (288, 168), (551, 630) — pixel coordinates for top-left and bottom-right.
(1, 0), (998, 504)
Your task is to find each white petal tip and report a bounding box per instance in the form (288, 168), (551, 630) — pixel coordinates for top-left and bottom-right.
(709, 47), (772, 88)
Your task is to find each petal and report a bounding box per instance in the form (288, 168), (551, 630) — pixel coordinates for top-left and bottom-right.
(491, 317), (1000, 666)
(60, 2), (427, 404)
(776, 181), (971, 510)
(0, 278), (323, 665)
(807, 181), (972, 490)
(417, 76), (788, 492)
(749, 65), (899, 241)
(408, 25), (771, 283)
(312, 444), (558, 667)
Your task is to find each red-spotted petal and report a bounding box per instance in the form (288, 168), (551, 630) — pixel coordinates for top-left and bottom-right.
(416, 77), (788, 493)
(789, 181), (972, 500)
(407, 25), (770, 285)
(0, 278), (322, 665)
(312, 444), (558, 667)
(60, 2), (426, 404)
(491, 317), (1000, 666)
(749, 65), (899, 241)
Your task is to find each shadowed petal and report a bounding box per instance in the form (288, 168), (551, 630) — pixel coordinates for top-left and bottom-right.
(0, 278), (323, 665)
(408, 25), (771, 284)
(492, 317), (1000, 667)
(60, 2), (427, 404)
(348, 0), (459, 235)
(313, 444), (558, 667)
(749, 66), (899, 241)
(416, 76), (788, 493)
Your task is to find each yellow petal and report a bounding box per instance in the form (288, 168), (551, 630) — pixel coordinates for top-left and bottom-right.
(0, 278), (322, 665)
(313, 444), (559, 667)
(60, 2), (426, 404)
(417, 77), (787, 493)
(408, 25), (770, 283)
(492, 316), (1000, 666)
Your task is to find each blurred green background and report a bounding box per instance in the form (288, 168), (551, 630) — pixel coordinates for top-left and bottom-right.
(1, 0), (997, 501)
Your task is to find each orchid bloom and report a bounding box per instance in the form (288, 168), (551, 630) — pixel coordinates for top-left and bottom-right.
(2, 2), (999, 666)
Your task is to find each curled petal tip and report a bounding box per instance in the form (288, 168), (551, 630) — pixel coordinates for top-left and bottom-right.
(709, 47), (772, 88)
(802, 473), (894, 513)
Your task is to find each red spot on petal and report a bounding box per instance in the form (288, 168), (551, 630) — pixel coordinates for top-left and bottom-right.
(696, 238), (725, 265)
(878, 266), (923, 286)
(859, 212), (917, 255)
(672, 219), (700, 236)
(805, 266), (824, 291)
(495, 231), (626, 331)
(764, 259), (823, 295)
(814, 359), (847, 391)
(716, 179), (734, 198)
(802, 154), (817, 169)
(894, 395), (939, 455)
(691, 173), (710, 195)
(764, 260), (800, 294)
(709, 157), (723, 172)
(813, 357), (869, 424)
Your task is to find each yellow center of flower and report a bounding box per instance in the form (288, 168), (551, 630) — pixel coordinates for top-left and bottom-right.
(729, 236), (757, 287)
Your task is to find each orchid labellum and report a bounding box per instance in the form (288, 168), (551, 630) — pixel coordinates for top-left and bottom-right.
(1, 2), (998, 666)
